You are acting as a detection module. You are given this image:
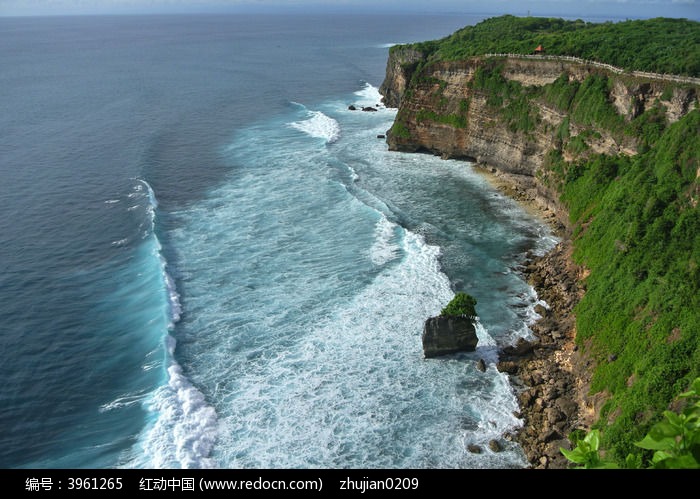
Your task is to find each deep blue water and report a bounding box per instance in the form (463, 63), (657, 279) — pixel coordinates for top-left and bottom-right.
(0, 13), (557, 469)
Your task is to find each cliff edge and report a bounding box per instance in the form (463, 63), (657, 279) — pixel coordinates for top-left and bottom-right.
(379, 48), (699, 468)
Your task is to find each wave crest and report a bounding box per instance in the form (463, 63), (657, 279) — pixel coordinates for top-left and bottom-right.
(289, 110), (340, 144)
(125, 180), (218, 469)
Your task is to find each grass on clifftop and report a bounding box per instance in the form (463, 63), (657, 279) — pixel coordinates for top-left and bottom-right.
(393, 15), (700, 76)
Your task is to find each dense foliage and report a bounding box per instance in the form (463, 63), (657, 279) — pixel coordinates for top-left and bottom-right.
(471, 57), (700, 463)
(551, 109), (700, 462)
(441, 292), (478, 318)
(562, 377), (700, 468)
(469, 62), (542, 134)
(393, 15), (700, 76)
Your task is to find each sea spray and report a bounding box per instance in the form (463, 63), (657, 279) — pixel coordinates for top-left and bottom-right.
(289, 109), (341, 144)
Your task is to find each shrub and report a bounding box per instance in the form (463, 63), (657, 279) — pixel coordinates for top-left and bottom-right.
(562, 377), (700, 468)
(441, 292), (478, 318)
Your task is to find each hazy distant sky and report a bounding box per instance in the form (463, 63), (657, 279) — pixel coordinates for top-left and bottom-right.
(0, 0), (698, 19)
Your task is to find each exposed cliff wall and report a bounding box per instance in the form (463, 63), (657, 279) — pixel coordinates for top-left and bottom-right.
(378, 46), (427, 109)
(382, 54), (698, 232)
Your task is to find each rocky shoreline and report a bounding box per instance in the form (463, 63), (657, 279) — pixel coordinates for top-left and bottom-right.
(474, 165), (597, 469)
(501, 241), (588, 469)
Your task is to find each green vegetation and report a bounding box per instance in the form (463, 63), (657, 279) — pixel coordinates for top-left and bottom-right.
(524, 67), (699, 464)
(390, 15), (700, 76)
(401, 71), (471, 129)
(389, 119), (411, 139)
(551, 109), (700, 463)
(567, 75), (625, 130)
(562, 377), (700, 468)
(465, 61), (656, 141)
(469, 62), (541, 133)
(441, 292), (478, 318)
(416, 109), (467, 128)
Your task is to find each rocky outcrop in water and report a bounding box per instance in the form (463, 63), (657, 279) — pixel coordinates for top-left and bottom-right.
(422, 316), (478, 358)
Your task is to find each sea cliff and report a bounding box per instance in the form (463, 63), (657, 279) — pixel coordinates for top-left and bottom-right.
(379, 44), (699, 468)
(381, 50), (696, 230)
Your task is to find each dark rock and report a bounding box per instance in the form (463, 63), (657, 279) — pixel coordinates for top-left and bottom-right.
(467, 444), (482, 454)
(531, 370), (544, 385)
(488, 439), (502, 452)
(545, 407), (564, 425)
(502, 337), (534, 357)
(422, 316), (478, 358)
(362, 106), (378, 112)
(554, 397), (578, 419)
(543, 429), (562, 443)
(554, 378), (569, 392)
(534, 303), (548, 317)
(377, 134), (386, 139)
(518, 390), (534, 408)
(496, 360), (519, 374)
(475, 358), (486, 372)
(552, 438), (571, 453)
(348, 105), (357, 110)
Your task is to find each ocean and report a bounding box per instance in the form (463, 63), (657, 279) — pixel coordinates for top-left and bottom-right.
(0, 12), (558, 469)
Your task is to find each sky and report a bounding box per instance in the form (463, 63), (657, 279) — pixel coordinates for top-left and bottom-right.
(0, 0), (698, 19)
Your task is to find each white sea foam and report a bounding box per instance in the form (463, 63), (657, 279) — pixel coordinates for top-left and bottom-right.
(140, 180), (181, 327)
(163, 270), (182, 325)
(369, 214), (400, 266)
(157, 84), (552, 469)
(353, 82), (384, 108)
(535, 233), (560, 256)
(289, 110), (340, 143)
(210, 222), (525, 468)
(111, 238), (129, 247)
(142, 360), (159, 372)
(138, 363), (218, 469)
(99, 392), (149, 413)
(348, 165), (360, 182)
(467, 370), (525, 447)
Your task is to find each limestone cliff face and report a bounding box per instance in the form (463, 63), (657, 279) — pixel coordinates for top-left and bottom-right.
(381, 54), (699, 224)
(378, 46), (426, 109)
